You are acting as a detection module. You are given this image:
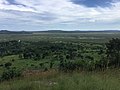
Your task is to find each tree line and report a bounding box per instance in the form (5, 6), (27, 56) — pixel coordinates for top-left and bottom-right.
(0, 38), (120, 73)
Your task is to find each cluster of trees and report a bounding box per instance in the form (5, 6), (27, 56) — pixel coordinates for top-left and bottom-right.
(0, 40), (23, 57)
(59, 38), (120, 72)
(21, 42), (84, 60)
(0, 38), (120, 73)
(0, 40), (103, 60)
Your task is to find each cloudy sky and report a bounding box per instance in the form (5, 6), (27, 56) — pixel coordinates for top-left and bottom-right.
(0, 0), (120, 31)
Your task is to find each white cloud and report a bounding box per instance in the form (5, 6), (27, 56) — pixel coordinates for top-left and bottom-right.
(0, 0), (36, 12)
(0, 0), (120, 25)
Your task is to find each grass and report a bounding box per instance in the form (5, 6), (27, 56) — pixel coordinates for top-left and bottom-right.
(0, 55), (56, 73)
(0, 70), (120, 90)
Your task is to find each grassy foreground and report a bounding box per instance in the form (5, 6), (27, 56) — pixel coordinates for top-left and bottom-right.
(0, 69), (120, 90)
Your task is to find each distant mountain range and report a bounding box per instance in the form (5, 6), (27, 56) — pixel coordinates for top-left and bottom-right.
(0, 30), (120, 34)
(34, 30), (120, 33)
(0, 30), (32, 34)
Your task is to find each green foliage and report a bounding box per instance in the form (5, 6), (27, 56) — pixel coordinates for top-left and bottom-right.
(106, 38), (120, 67)
(0, 33), (120, 89)
(44, 67), (48, 72)
(4, 62), (12, 68)
(0, 68), (21, 81)
(50, 61), (54, 68)
(0, 40), (23, 57)
(59, 61), (76, 72)
(0, 37), (120, 82)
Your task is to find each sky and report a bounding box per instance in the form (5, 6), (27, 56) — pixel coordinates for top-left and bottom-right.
(0, 0), (120, 31)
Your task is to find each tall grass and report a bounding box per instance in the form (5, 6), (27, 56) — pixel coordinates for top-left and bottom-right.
(0, 69), (120, 90)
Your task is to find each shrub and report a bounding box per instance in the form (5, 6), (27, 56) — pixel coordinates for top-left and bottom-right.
(4, 62), (12, 68)
(59, 61), (77, 72)
(39, 63), (44, 67)
(0, 68), (21, 81)
(44, 67), (48, 72)
(0, 64), (3, 67)
(11, 59), (15, 62)
(50, 62), (54, 68)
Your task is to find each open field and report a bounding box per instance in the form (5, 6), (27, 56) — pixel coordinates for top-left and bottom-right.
(0, 32), (120, 43)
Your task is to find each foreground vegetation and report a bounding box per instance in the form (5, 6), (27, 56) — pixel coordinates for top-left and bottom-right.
(0, 69), (120, 90)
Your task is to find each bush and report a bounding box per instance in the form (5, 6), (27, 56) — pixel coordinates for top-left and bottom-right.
(0, 64), (3, 67)
(4, 62), (12, 68)
(11, 59), (15, 62)
(44, 67), (48, 72)
(59, 61), (77, 72)
(0, 68), (22, 81)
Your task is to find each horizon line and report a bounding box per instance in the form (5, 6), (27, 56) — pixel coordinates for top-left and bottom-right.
(0, 29), (120, 32)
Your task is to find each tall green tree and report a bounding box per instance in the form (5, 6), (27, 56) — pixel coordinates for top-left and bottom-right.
(106, 38), (120, 67)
